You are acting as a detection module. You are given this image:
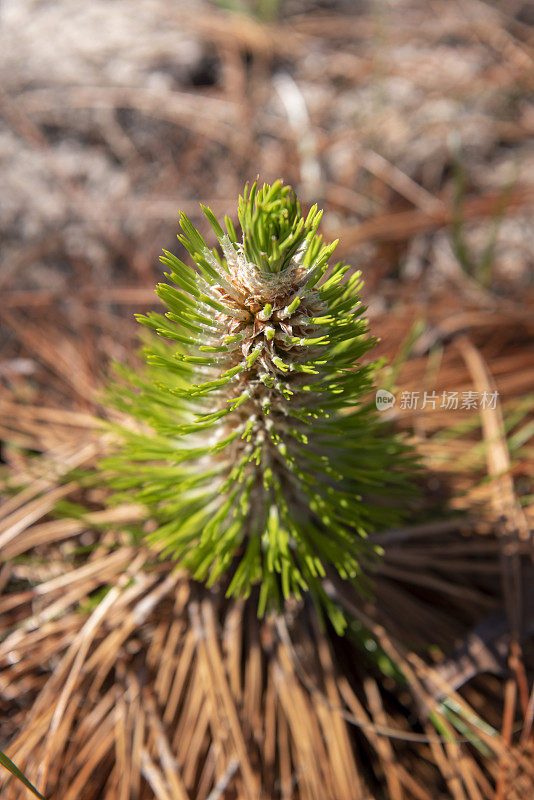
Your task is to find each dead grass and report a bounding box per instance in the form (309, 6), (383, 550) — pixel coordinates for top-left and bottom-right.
(0, 290), (532, 798)
(1, 0), (533, 798)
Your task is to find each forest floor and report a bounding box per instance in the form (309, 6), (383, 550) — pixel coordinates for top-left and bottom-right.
(1, 1), (533, 798)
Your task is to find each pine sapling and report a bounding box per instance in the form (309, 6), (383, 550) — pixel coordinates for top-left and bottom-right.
(104, 180), (415, 633)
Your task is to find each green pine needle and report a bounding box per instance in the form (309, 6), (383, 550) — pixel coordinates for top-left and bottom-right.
(0, 750), (45, 799)
(103, 180), (417, 634)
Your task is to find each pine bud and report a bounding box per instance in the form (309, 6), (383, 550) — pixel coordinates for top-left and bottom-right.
(105, 181), (415, 633)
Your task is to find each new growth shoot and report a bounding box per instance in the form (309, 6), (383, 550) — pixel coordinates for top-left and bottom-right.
(105, 181), (414, 633)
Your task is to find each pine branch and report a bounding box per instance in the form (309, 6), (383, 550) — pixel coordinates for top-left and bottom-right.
(103, 180), (417, 633)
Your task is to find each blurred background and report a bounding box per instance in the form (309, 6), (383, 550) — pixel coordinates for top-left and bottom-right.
(1, 3), (534, 799)
(1, 0), (533, 408)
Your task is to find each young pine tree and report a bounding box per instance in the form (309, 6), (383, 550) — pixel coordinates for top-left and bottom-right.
(104, 181), (415, 633)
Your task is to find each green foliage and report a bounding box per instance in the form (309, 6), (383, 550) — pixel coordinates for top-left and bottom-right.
(103, 180), (416, 633)
(236, 181), (322, 274)
(212, 0), (281, 24)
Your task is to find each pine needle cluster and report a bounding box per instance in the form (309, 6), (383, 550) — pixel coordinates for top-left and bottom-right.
(104, 181), (415, 632)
